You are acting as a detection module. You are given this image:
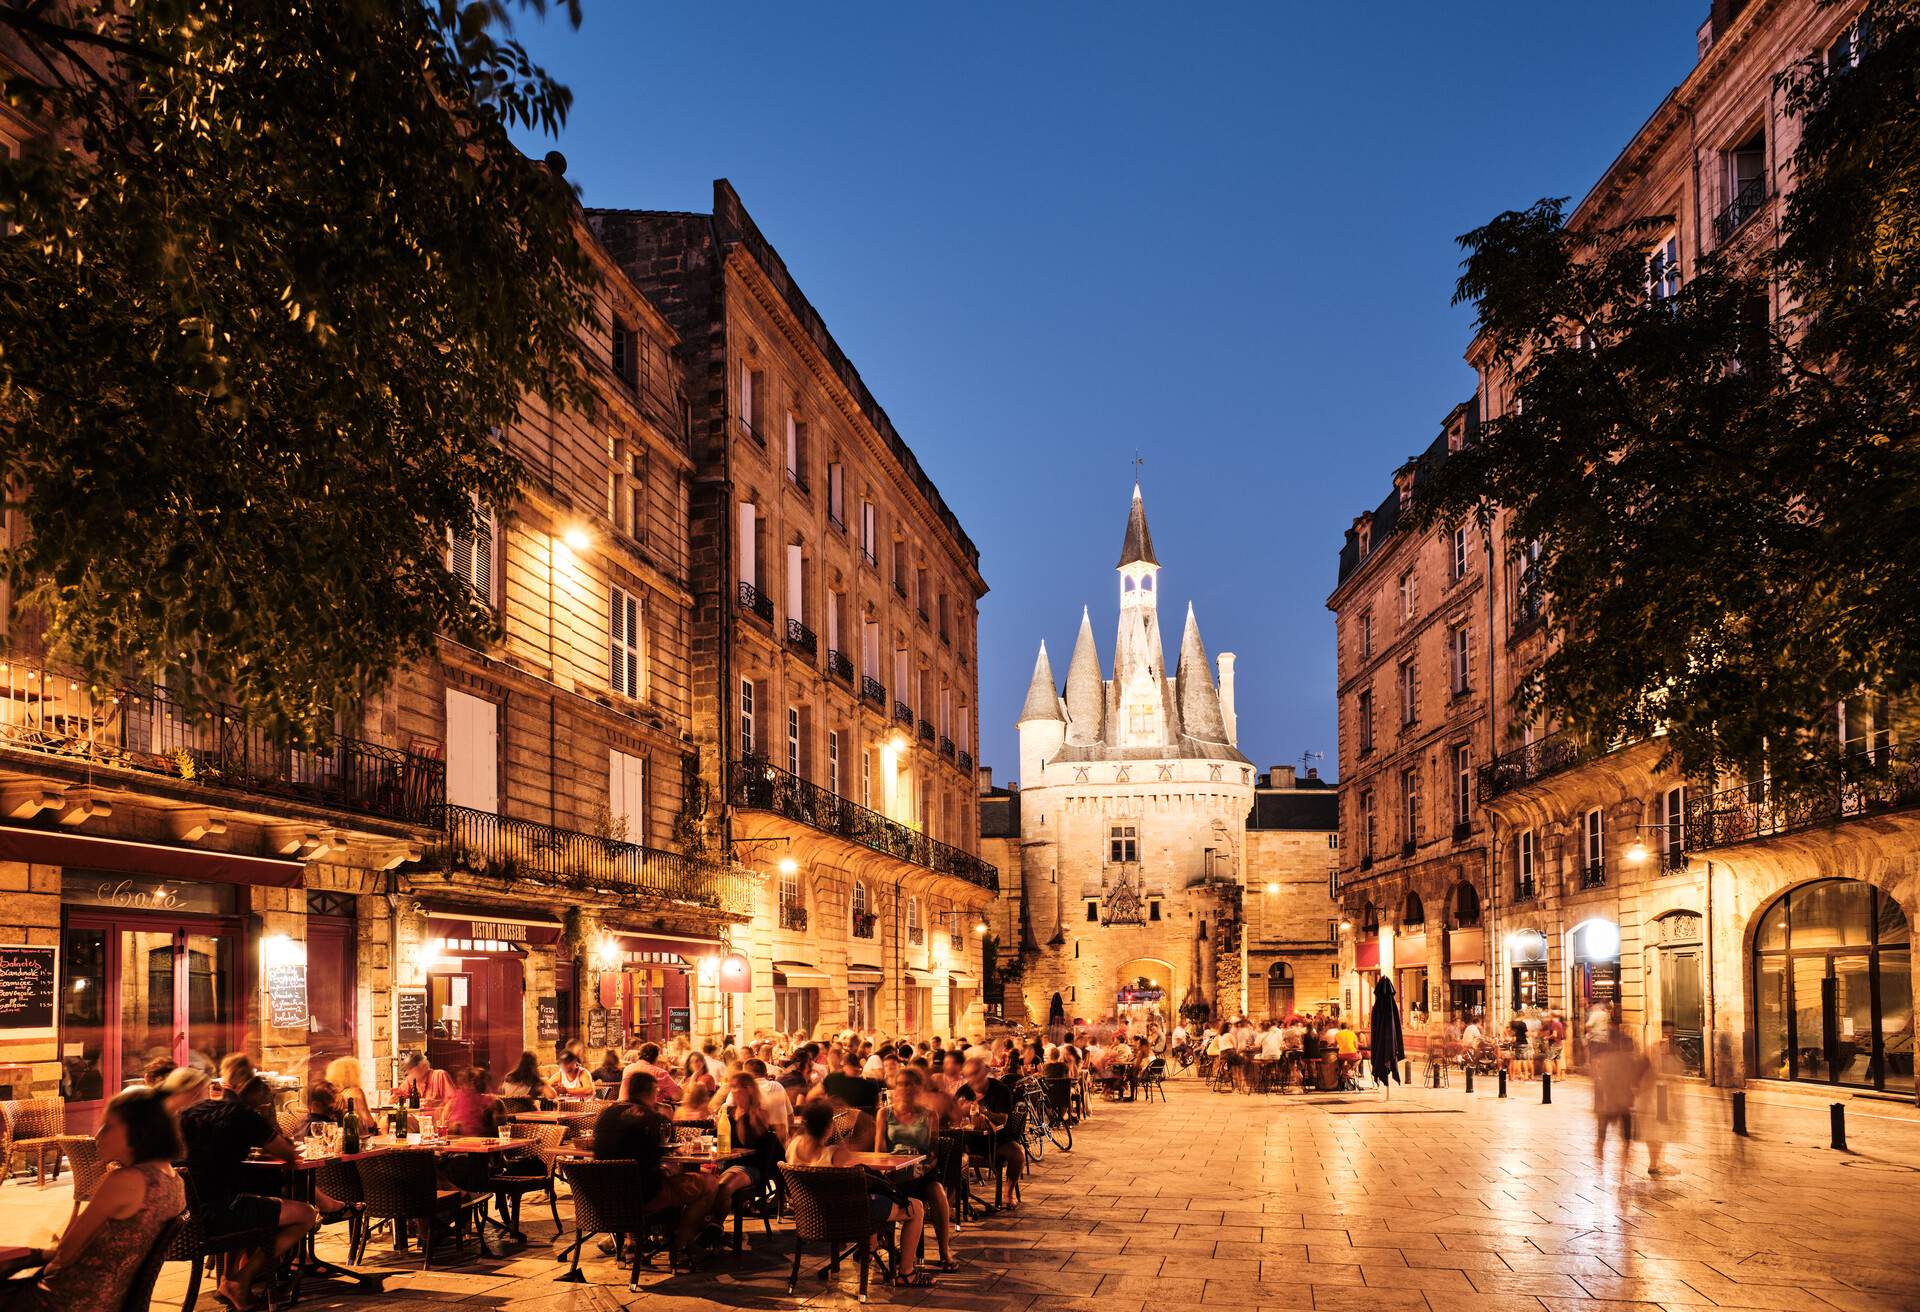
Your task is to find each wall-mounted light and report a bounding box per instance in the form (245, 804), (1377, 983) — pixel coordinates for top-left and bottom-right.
(1264, 881), (1280, 896)
(562, 524), (593, 553)
(1624, 839), (1648, 865)
(776, 855), (799, 876)
(973, 918), (988, 936)
(887, 729), (911, 754)
(594, 937), (621, 968)
(696, 954), (720, 984)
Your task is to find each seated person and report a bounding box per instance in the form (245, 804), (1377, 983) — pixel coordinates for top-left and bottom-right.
(439, 1067), (500, 1137)
(591, 1049), (624, 1089)
(673, 1083), (717, 1124)
(592, 1072), (718, 1253)
(551, 1049), (595, 1099)
(285, 1081), (342, 1139)
(715, 1073), (787, 1226)
(954, 1058), (1022, 1207)
(3, 1088), (186, 1312)
(622, 1043), (683, 1102)
(820, 1051), (881, 1115)
(497, 1051), (553, 1102)
(391, 1053), (454, 1117)
(323, 1057), (371, 1119)
(177, 1054), (318, 1312)
(789, 1099), (930, 1286)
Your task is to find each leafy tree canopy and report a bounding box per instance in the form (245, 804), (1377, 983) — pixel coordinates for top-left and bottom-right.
(1410, 0), (1920, 788)
(0, 0), (593, 742)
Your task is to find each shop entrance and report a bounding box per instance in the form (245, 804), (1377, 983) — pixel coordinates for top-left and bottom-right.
(428, 956), (524, 1079)
(1569, 919), (1622, 1069)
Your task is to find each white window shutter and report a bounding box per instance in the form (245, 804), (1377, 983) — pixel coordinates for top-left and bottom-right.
(445, 690), (499, 813)
(736, 503), (756, 588)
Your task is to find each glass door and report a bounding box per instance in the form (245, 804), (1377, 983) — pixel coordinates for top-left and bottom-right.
(1792, 955), (1830, 1082)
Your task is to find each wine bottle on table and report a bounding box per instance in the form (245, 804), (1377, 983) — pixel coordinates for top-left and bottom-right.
(341, 1107), (360, 1155)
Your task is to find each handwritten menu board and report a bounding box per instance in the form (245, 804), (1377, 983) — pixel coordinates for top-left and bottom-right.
(396, 989), (428, 1047)
(669, 1007), (691, 1036)
(587, 1007), (612, 1049)
(0, 946), (55, 1037)
(536, 996), (560, 1043)
(266, 962), (308, 1031)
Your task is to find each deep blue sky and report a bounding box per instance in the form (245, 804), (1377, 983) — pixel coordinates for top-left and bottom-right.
(509, 2), (1701, 784)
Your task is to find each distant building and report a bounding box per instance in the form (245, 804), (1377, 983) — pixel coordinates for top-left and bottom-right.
(1244, 766), (1341, 1019)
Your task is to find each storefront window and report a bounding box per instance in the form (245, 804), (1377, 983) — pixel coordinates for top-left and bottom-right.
(59, 927), (106, 1104)
(773, 986), (816, 1036)
(848, 984), (877, 1032)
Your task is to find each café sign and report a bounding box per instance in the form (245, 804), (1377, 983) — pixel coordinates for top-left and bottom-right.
(61, 873), (233, 916)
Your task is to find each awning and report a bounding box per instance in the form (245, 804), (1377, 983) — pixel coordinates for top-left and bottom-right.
(611, 934), (698, 966)
(1354, 940), (1380, 971)
(772, 962), (831, 989)
(903, 968), (940, 987)
(846, 965), (884, 984)
(1396, 933), (1428, 965)
(947, 971), (978, 988)
(1448, 927), (1486, 965)
(425, 905), (563, 952)
(8, 825), (305, 889)
(1450, 962), (1486, 981)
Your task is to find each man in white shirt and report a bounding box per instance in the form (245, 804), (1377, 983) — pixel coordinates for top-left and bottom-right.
(1258, 1021), (1287, 1061)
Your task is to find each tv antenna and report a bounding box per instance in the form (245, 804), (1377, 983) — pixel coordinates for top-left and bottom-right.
(1300, 750), (1325, 776)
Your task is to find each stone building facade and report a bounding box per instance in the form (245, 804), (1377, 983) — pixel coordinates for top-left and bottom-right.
(1244, 767), (1342, 1020)
(1001, 487), (1257, 1029)
(1338, 0), (1918, 1102)
(591, 183), (995, 1043)
(1328, 400), (1494, 1035)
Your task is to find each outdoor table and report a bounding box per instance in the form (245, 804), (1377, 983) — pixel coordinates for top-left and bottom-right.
(0, 1247), (38, 1279)
(507, 1109), (579, 1125)
(241, 1148), (393, 1294)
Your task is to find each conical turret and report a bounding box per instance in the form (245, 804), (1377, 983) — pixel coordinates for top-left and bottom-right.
(1018, 642), (1064, 723)
(1064, 607), (1107, 745)
(1175, 604), (1228, 744)
(1116, 482), (1158, 569)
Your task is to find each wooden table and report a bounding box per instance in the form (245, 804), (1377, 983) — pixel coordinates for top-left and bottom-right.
(0, 1246), (39, 1279)
(507, 1109), (582, 1125)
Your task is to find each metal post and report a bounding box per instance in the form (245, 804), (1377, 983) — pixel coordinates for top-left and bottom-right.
(1465, 1066), (1474, 1094)
(1497, 1067), (1507, 1098)
(1404, 1060), (1412, 1085)
(1731, 1090), (1747, 1136)
(1830, 1102), (1847, 1151)
(1542, 1071), (1552, 1104)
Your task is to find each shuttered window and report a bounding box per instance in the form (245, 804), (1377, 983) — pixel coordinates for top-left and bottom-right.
(610, 585), (643, 699)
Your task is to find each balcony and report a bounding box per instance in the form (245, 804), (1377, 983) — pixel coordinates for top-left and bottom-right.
(893, 701), (913, 726)
(430, 802), (751, 914)
(939, 736), (955, 760)
(1477, 730), (1586, 803)
(908, 924), (925, 946)
(860, 677), (887, 709)
(1581, 863), (1607, 890)
(1512, 879), (1537, 904)
(737, 580), (772, 625)
(779, 901), (809, 932)
(1659, 846), (1687, 874)
(851, 910), (877, 940)
(1686, 744), (1920, 850)
(739, 418), (766, 447)
(826, 650), (854, 684)
(1714, 177), (1768, 245)
(730, 756), (999, 892)
(918, 719), (935, 744)
(786, 619), (817, 659)
(893, 580), (907, 601)
(957, 749), (973, 773)
(0, 656), (444, 826)
(1399, 839), (1415, 858)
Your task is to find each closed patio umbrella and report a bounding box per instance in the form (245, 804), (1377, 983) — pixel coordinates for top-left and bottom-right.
(1372, 976), (1405, 1086)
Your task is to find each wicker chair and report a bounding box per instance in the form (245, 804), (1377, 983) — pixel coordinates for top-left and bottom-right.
(314, 1156), (370, 1265)
(355, 1149), (490, 1270)
(115, 1213), (184, 1312)
(502, 1122), (569, 1235)
(2, 1099), (72, 1186)
(63, 1135), (109, 1220)
(488, 1128), (563, 1239)
(777, 1163), (896, 1301)
(560, 1110), (602, 1144)
(166, 1166), (282, 1312)
(554, 1158), (676, 1292)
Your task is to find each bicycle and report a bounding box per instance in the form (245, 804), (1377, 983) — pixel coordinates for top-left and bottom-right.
(1014, 1077), (1072, 1161)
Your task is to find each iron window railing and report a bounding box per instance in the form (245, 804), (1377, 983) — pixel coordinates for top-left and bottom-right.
(730, 756), (998, 891)
(786, 619), (817, 658)
(428, 802), (752, 913)
(737, 581), (772, 624)
(1581, 862), (1607, 889)
(851, 910), (877, 939)
(918, 719), (935, 744)
(939, 736), (954, 760)
(0, 656), (444, 825)
(894, 701), (914, 726)
(1686, 743), (1920, 850)
(957, 749), (973, 772)
(1512, 878), (1537, 904)
(826, 650), (854, 683)
(860, 677), (887, 709)
(1477, 730), (1587, 803)
(1714, 177), (1768, 245)
(779, 901), (809, 931)
(785, 467), (810, 496)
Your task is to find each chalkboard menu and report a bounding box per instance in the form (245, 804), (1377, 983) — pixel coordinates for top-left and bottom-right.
(536, 995), (560, 1042)
(266, 962), (308, 1031)
(668, 1007), (690, 1036)
(396, 989), (428, 1047)
(0, 945), (55, 1037)
(587, 1007), (614, 1050)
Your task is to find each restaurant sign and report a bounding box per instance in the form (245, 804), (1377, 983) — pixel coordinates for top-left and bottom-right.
(62, 873), (235, 916)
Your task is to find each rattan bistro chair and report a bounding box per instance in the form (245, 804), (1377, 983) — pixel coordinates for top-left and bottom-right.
(116, 1213), (184, 1312)
(777, 1163), (897, 1302)
(488, 1128), (563, 1240)
(555, 1158), (677, 1292)
(355, 1149), (491, 1270)
(2, 1099), (73, 1186)
(166, 1167), (281, 1312)
(62, 1135), (109, 1221)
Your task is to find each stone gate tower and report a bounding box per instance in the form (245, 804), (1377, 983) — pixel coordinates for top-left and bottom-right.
(1012, 486), (1256, 1028)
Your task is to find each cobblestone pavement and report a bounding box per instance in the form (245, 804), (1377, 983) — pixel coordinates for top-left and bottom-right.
(17, 1075), (1920, 1310)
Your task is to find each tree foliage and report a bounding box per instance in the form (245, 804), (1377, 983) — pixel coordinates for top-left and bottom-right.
(1410, 0), (1920, 786)
(0, 0), (593, 741)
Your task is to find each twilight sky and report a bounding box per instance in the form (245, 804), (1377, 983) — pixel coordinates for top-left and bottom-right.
(509, 2), (1702, 784)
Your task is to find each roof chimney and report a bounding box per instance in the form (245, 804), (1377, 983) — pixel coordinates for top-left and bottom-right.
(1269, 765), (1297, 790)
(976, 765), (992, 792)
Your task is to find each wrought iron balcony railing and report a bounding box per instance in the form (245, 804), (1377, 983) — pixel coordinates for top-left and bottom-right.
(957, 749), (973, 772)
(918, 719), (935, 744)
(1512, 878), (1536, 904)
(429, 802), (752, 913)
(939, 735), (954, 760)
(1477, 730), (1587, 803)
(785, 467), (810, 496)
(730, 756), (998, 891)
(1686, 743), (1920, 850)
(0, 657), (444, 825)
(860, 677), (887, 709)
(851, 910), (877, 940)
(893, 701), (913, 726)
(779, 901), (809, 931)
(786, 619), (817, 658)
(826, 650), (854, 683)
(1714, 177), (1768, 245)
(907, 924), (925, 946)
(738, 580), (772, 624)
(1581, 862), (1607, 889)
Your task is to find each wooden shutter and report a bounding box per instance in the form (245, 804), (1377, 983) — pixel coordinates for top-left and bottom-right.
(445, 690), (499, 813)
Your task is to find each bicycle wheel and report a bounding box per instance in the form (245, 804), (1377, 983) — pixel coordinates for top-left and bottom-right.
(1046, 1118), (1072, 1152)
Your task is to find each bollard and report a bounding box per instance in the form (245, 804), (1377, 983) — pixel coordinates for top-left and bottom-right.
(1465, 1066), (1474, 1094)
(1731, 1090), (1748, 1136)
(1657, 1083), (1669, 1123)
(1404, 1060), (1412, 1085)
(1542, 1071), (1552, 1104)
(1497, 1067), (1507, 1098)
(1831, 1102), (1848, 1151)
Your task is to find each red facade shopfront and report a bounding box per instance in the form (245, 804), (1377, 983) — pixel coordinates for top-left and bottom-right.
(422, 907), (562, 1080)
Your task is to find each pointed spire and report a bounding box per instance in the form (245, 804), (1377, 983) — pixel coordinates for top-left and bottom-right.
(1064, 607), (1107, 744)
(1116, 483), (1159, 569)
(1176, 603), (1228, 743)
(1018, 641), (1064, 723)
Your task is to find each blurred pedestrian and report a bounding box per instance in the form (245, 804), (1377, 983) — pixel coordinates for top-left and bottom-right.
(1590, 1027), (1646, 1177)
(1638, 1020), (1684, 1176)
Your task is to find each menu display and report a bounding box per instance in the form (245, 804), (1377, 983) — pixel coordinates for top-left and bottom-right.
(0, 946), (55, 1037)
(536, 995), (560, 1042)
(266, 962), (308, 1031)
(396, 989), (428, 1047)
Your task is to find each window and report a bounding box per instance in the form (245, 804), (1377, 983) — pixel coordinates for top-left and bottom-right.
(1661, 785), (1687, 868)
(609, 585), (644, 699)
(860, 501), (877, 565)
(906, 896), (922, 945)
(1450, 625), (1470, 696)
(847, 984), (876, 1030)
(1584, 807), (1606, 878)
(1358, 610), (1373, 660)
(1356, 520), (1371, 559)
(1649, 233), (1682, 302)
(892, 540), (908, 596)
(773, 985), (815, 1034)
(828, 731), (841, 795)
(740, 679), (755, 758)
(784, 412), (809, 489)
(861, 747), (872, 809)
(1398, 660), (1417, 726)
(1399, 570), (1416, 621)
(1514, 538), (1544, 628)
(1085, 900), (1099, 923)
(1108, 824), (1138, 863)
(851, 879), (870, 936)
(610, 438), (648, 542)
(1357, 689), (1374, 752)
(1828, 17), (1865, 71)
(1148, 899), (1161, 922)
(1516, 829), (1536, 897)
(1360, 789), (1376, 860)
(827, 462), (845, 527)
(1840, 695), (1891, 765)
(786, 707), (801, 777)
(1717, 126), (1768, 242)
(450, 502), (495, 607)
(1451, 526), (1469, 580)
(1400, 768), (1420, 849)
(1452, 745), (1472, 826)
(610, 749), (646, 845)
(740, 366), (765, 441)
(611, 320), (639, 391)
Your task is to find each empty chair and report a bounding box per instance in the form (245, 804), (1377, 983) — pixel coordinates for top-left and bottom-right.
(555, 1159), (677, 1292)
(63, 1135), (109, 1221)
(489, 1126), (564, 1240)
